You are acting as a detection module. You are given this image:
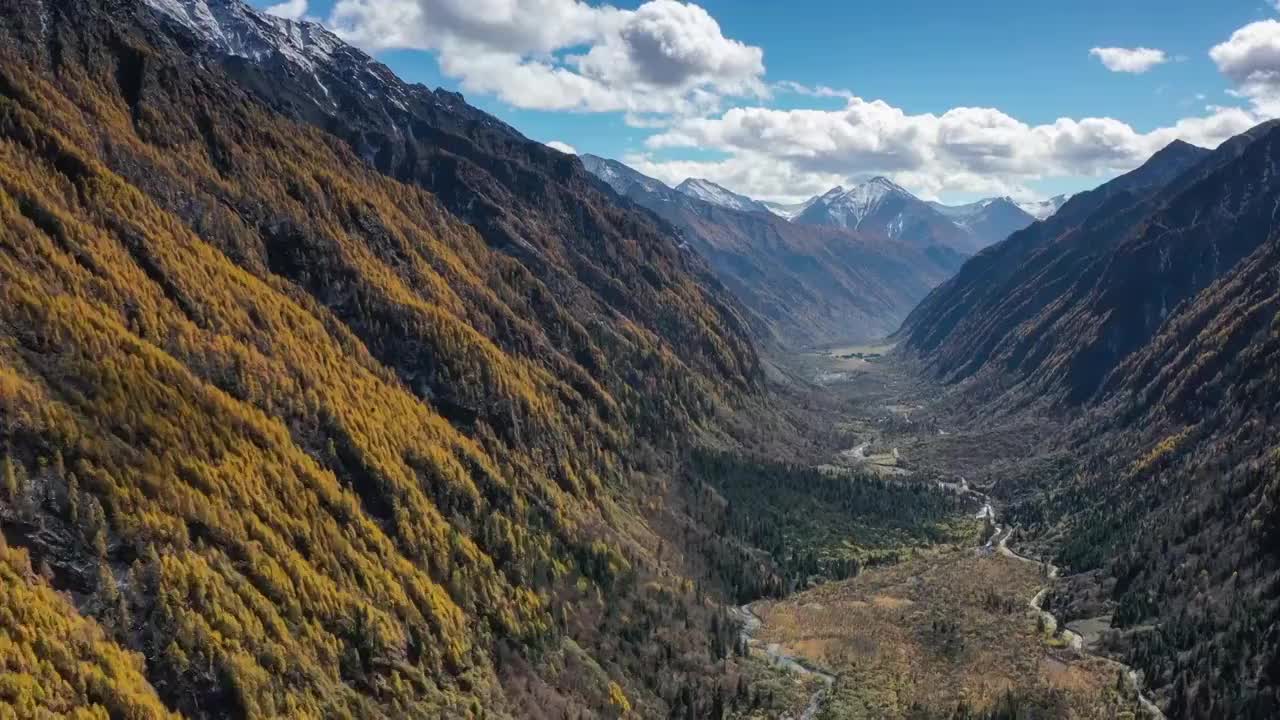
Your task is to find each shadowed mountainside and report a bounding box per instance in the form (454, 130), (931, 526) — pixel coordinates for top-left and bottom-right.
(897, 138), (1218, 404)
(899, 120), (1280, 716)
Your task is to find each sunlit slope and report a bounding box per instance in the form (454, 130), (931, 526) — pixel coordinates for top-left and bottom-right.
(0, 0), (762, 715)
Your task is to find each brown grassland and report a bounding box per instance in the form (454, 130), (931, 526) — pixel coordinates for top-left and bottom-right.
(753, 548), (1145, 718)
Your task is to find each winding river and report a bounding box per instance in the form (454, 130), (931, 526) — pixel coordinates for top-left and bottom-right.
(731, 603), (834, 720)
(735, 445), (1165, 719)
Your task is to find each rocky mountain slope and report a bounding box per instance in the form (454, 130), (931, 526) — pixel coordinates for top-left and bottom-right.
(582, 156), (965, 348)
(141, 0), (759, 394)
(0, 0), (780, 717)
(1033, 200), (1280, 718)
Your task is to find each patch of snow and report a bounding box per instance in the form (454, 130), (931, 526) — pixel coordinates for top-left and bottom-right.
(1015, 193), (1073, 220)
(144, 0), (344, 74)
(930, 197), (1004, 220)
(763, 196), (818, 220)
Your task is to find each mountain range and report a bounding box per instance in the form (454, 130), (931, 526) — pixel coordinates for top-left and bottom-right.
(582, 155), (966, 348)
(791, 178), (1035, 253)
(574, 160), (1056, 348)
(675, 177), (775, 215)
(4, 0), (1280, 718)
(663, 174), (1046, 253)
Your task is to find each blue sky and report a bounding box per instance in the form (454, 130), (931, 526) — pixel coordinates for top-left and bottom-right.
(252, 0), (1280, 203)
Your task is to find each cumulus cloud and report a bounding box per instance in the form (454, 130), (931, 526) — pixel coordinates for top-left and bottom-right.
(1090, 46), (1168, 73)
(545, 140), (578, 154)
(1211, 20), (1280, 114)
(313, 1), (1273, 204)
(325, 0), (765, 115)
(640, 98), (1259, 202)
(265, 0), (308, 20)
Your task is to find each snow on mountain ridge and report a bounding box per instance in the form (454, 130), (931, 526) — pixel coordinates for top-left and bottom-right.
(1015, 194), (1073, 220)
(143, 0), (445, 122)
(144, 0), (341, 73)
(581, 155), (670, 197)
(675, 178), (771, 214)
(812, 176), (916, 234)
(763, 197), (818, 220)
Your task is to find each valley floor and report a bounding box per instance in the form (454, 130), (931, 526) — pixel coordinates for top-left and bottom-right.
(738, 346), (1157, 719)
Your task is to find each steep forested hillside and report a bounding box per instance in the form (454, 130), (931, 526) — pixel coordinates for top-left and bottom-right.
(899, 120), (1280, 717)
(582, 156), (964, 348)
(897, 139), (1214, 404)
(1023, 224), (1280, 719)
(143, 0), (761, 405)
(0, 0), (787, 716)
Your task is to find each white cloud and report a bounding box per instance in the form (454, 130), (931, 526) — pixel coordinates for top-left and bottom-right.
(773, 81), (854, 100)
(265, 0), (308, 20)
(1211, 20), (1280, 114)
(624, 150), (849, 202)
(1090, 46), (1169, 73)
(311, 2), (1272, 205)
(639, 99), (1259, 202)
(545, 140), (578, 154)
(575, 2), (763, 90)
(325, 0), (765, 116)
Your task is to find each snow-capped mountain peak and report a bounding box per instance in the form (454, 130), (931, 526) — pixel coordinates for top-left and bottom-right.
(793, 181), (1037, 251)
(807, 176), (918, 232)
(674, 178), (771, 214)
(865, 176), (910, 195)
(144, 0), (342, 74)
(844, 176), (908, 206)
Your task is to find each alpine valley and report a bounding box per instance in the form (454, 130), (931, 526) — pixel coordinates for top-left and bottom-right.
(0, 1), (1276, 720)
